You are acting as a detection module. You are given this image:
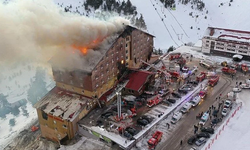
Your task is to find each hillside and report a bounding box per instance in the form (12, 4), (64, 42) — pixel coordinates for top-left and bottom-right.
(52, 0), (250, 50)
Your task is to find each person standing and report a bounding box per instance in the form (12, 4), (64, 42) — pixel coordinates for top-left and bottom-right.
(180, 140), (183, 146)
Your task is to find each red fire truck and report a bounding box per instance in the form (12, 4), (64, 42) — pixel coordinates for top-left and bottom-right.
(208, 76), (219, 87)
(241, 64), (249, 74)
(196, 72), (206, 82)
(221, 67), (236, 75)
(147, 95), (163, 107)
(199, 86), (208, 99)
(148, 131), (163, 149)
(169, 52), (182, 61)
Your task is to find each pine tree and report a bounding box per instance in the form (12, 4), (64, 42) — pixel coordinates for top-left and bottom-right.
(139, 14), (147, 29)
(27, 67), (48, 105)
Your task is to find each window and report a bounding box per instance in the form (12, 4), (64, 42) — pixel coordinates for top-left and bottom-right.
(82, 90), (84, 93)
(126, 36), (130, 41)
(126, 56), (128, 60)
(96, 84), (99, 88)
(126, 43), (128, 47)
(63, 125), (67, 129)
(53, 120), (56, 124)
(126, 50), (128, 54)
(206, 40), (209, 43)
(55, 128), (57, 131)
(42, 111), (48, 120)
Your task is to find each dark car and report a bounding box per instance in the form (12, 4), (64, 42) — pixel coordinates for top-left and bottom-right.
(188, 80), (199, 86)
(125, 127), (137, 136)
(187, 135), (198, 145)
(101, 112), (113, 118)
(196, 132), (210, 138)
(140, 115), (153, 123)
(137, 118), (149, 126)
(172, 92), (181, 98)
(201, 127), (214, 134)
(211, 118), (222, 125)
(96, 120), (103, 127)
(167, 98), (176, 104)
(178, 88), (188, 94)
(124, 131), (133, 140)
(163, 100), (172, 106)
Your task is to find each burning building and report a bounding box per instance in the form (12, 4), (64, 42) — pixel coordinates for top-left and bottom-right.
(34, 25), (154, 142)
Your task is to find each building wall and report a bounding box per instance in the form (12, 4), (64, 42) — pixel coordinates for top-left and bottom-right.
(130, 30), (154, 68)
(92, 37), (126, 98)
(36, 109), (72, 141)
(37, 104), (94, 142)
(202, 36), (250, 57)
(56, 82), (93, 98)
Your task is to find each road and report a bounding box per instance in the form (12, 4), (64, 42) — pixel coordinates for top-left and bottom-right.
(157, 74), (233, 150)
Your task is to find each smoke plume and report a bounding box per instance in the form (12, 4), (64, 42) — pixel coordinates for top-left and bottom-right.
(0, 0), (130, 68)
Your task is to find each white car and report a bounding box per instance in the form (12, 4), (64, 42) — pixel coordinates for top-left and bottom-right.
(224, 100), (232, 108)
(222, 108), (228, 116)
(233, 87), (241, 93)
(240, 84), (250, 89)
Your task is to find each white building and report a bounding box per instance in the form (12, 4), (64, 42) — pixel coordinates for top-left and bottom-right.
(201, 27), (250, 59)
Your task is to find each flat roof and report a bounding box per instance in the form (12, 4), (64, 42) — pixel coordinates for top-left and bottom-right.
(34, 87), (92, 121)
(204, 27), (250, 43)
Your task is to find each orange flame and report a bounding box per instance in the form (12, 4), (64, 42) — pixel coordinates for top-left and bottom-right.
(72, 45), (88, 55)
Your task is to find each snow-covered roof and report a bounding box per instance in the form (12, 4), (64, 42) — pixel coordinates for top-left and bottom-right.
(204, 27), (250, 43)
(34, 87), (91, 121)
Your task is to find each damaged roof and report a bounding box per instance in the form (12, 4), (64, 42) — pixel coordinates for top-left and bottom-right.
(34, 87), (92, 121)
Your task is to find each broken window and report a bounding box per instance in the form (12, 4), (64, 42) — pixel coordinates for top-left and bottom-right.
(42, 111), (48, 120)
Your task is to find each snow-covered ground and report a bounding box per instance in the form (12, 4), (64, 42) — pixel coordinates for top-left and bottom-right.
(205, 90), (250, 150)
(0, 62), (54, 149)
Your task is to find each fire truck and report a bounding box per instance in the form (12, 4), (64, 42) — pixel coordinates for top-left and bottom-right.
(168, 71), (180, 78)
(148, 131), (163, 149)
(169, 52), (182, 61)
(241, 64), (249, 74)
(221, 67), (236, 75)
(199, 86), (208, 99)
(208, 76), (219, 87)
(196, 72), (206, 82)
(147, 95), (163, 107)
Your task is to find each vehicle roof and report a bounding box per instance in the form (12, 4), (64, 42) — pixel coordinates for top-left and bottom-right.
(201, 113), (209, 120)
(184, 102), (192, 107)
(173, 112), (182, 117)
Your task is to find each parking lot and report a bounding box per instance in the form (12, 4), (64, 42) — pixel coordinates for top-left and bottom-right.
(79, 52), (249, 150)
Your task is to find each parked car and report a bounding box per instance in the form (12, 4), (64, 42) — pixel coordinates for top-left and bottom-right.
(196, 132), (210, 138)
(224, 100), (232, 108)
(211, 118), (222, 125)
(140, 115), (153, 123)
(167, 98), (176, 104)
(125, 127), (136, 136)
(178, 88), (188, 94)
(233, 87), (241, 93)
(200, 127), (214, 134)
(172, 92), (181, 98)
(101, 112), (113, 118)
(195, 137), (206, 146)
(137, 118), (149, 126)
(187, 135), (197, 145)
(124, 131), (133, 140)
(96, 120), (103, 127)
(222, 108), (229, 116)
(188, 80), (199, 86)
(163, 100), (172, 106)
